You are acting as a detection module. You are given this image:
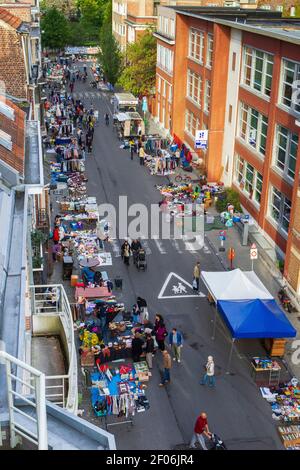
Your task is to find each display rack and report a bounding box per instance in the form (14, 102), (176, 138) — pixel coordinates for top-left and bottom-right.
(251, 362), (281, 386)
(278, 425), (300, 449)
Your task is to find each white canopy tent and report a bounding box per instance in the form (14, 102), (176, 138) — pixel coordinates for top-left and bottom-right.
(201, 269), (273, 303)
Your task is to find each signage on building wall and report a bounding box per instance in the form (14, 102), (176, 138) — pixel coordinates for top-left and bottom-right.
(195, 130), (208, 150)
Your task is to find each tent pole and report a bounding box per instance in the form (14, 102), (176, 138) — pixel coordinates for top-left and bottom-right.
(226, 339), (235, 375)
(212, 307), (217, 340)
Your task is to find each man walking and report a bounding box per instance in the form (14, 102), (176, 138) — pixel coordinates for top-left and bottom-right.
(190, 412), (212, 450)
(159, 349), (172, 386)
(168, 327), (183, 363)
(193, 261), (201, 291)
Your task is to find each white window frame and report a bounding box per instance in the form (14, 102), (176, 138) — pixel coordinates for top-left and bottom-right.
(279, 58), (300, 114)
(170, 19), (175, 38)
(206, 34), (213, 68)
(185, 109), (199, 138)
(204, 80), (211, 114)
(188, 28), (204, 64)
(273, 124), (298, 181)
(238, 102), (268, 156)
(242, 46), (274, 98)
(234, 155), (263, 204)
(269, 186), (291, 234)
(187, 69), (202, 107)
(168, 85), (172, 104)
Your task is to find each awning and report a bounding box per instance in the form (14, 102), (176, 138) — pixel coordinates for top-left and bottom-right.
(201, 269), (273, 301)
(217, 299), (297, 339)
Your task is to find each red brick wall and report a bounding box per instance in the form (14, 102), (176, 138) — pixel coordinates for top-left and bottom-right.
(0, 98), (26, 175)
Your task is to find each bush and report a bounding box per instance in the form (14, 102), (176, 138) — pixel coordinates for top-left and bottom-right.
(215, 188), (242, 213)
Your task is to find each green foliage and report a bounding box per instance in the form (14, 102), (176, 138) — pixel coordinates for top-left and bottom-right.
(99, 23), (123, 86)
(41, 7), (70, 49)
(215, 188), (242, 213)
(32, 256), (44, 269)
(31, 229), (48, 246)
(118, 30), (156, 96)
(77, 0), (106, 27)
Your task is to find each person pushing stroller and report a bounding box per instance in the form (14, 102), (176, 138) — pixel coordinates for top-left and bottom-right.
(131, 239), (142, 265)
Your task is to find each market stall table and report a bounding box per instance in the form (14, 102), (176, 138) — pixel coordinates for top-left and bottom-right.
(75, 286), (111, 300)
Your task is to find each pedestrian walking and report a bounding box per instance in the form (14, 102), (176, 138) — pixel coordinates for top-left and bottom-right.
(144, 334), (154, 369)
(193, 261), (201, 291)
(139, 145), (145, 165)
(159, 349), (172, 386)
(168, 328), (183, 363)
(130, 138), (134, 160)
(52, 242), (61, 262)
(121, 240), (131, 266)
(190, 412), (212, 450)
(200, 355), (216, 387)
(154, 314), (168, 351)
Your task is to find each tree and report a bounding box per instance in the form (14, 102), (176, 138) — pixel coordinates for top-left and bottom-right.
(41, 7), (70, 49)
(99, 23), (123, 86)
(118, 30), (156, 96)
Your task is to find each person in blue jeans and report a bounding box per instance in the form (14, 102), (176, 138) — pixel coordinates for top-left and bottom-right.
(168, 328), (183, 363)
(159, 350), (172, 387)
(200, 355), (216, 387)
(97, 305), (108, 341)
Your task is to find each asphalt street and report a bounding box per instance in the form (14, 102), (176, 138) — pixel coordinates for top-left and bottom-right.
(71, 68), (284, 450)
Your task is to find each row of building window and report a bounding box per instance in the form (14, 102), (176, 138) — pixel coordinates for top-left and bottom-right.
(188, 29), (213, 68)
(235, 155), (291, 233)
(157, 76), (172, 103)
(186, 69), (211, 112)
(113, 21), (126, 36)
(157, 44), (174, 74)
(112, 1), (126, 16)
(187, 29), (300, 115)
(158, 15), (175, 38)
(242, 46), (300, 114)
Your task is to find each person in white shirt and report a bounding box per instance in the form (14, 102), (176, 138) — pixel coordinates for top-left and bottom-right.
(200, 355), (216, 387)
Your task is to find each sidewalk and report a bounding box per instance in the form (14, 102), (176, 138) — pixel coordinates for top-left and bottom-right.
(204, 204), (300, 381)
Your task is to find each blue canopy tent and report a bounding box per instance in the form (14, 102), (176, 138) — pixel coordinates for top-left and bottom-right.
(216, 299), (296, 373)
(217, 299), (297, 339)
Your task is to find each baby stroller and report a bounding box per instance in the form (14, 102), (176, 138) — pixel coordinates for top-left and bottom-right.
(136, 249), (147, 271)
(209, 433), (227, 450)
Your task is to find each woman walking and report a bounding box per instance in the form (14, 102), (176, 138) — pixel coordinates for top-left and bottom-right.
(121, 240), (131, 266)
(154, 314), (168, 351)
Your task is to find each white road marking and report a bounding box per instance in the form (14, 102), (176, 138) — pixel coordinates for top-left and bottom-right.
(154, 239), (167, 254)
(141, 240), (152, 255)
(110, 240), (121, 257)
(158, 272), (205, 299)
(171, 239), (183, 254)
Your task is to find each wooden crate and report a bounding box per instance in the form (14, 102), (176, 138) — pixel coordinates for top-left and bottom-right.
(264, 338), (286, 357)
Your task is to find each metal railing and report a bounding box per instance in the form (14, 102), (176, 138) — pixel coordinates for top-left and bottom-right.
(30, 285), (78, 414)
(0, 351), (48, 450)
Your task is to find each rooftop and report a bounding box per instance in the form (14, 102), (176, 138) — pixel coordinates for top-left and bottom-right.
(0, 98), (26, 176)
(25, 120), (44, 188)
(171, 6), (300, 44)
(0, 6), (22, 28)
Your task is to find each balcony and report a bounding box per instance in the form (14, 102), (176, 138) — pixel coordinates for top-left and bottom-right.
(30, 285), (78, 414)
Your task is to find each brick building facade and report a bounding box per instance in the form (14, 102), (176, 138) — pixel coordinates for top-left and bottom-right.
(153, 6), (300, 297)
(0, 8), (28, 100)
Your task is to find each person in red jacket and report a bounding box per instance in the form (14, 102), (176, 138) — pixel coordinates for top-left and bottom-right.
(190, 412), (212, 450)
(53, 227), (60, 243)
